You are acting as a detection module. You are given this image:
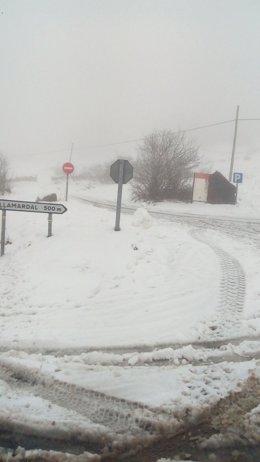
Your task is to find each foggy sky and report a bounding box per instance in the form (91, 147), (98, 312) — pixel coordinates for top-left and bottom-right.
(0, 0), (259, 174)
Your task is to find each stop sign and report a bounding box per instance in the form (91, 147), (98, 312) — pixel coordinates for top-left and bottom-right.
(110, 159), (133, 184)
(63, 162), (74, 175)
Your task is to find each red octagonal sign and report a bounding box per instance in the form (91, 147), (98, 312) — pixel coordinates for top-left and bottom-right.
(63, 162), (74, 175)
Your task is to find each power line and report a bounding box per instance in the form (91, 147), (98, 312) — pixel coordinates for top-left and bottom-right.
(76, 138), (143, 150)
(5, 117), (260, 158)
(76, 119), (236, 151)
(239, 118), (260, 121)
(178, 119), (235, 133)
(8, 148), (68, 157)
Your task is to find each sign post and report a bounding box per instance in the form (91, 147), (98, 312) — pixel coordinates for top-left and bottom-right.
(233, 172), (243, 204)
(48, 213), (53, 237)
(0, 199), (67, 256)
(63, 162), (74, 201)
(114, 159), (124, 231)
(1, 210), (6, 256)
(110, 159), (133, 231)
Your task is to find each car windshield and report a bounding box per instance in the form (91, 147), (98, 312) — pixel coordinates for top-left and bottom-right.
(0, 1), (259, 461)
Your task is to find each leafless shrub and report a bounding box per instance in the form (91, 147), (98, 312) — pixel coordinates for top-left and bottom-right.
(131, 130), (199, 202)
(0, 153), (11, 195)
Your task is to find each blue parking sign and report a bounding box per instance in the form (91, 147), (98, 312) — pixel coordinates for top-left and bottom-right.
(233, 172), (243, 183)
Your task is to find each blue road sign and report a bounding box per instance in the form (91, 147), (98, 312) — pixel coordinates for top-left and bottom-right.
(233, 172), (243, 183)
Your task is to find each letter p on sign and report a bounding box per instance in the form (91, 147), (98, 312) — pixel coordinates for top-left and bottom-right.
(233, 172), (243, 183)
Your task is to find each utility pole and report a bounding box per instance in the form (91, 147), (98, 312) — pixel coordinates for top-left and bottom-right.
(229, 105), (240, 182)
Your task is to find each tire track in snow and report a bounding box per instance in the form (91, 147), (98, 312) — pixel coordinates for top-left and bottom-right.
(71, 196), (256, 346)
(191, 229), (246, 340)
(73, 195), (260, 248)
(0, 360), (176, 438)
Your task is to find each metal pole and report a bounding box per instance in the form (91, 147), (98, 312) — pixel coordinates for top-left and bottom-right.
(1, 210), (6, 256)
(235, 183), (238, 204)
(65, 174), (69, 201)
(69, 142), (74, 161)
(1, 210), (6, 257)
(114, 160), (124, 231)
(47, 213), (53, 237)
(229, 105), (240, 182)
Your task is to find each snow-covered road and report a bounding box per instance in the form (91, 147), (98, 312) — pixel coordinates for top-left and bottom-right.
(0, 181), (259, 461)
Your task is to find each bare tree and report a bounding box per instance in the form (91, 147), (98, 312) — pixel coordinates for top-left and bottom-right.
(131, 130), (199, 202)
(0, 153), (10, 195)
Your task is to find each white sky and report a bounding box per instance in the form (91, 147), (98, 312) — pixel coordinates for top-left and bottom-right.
(0, 0), (260, 171)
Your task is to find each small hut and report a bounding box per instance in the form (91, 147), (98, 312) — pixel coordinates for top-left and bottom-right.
(193, 171), (236, 205)
(207, 171), (236, 204)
